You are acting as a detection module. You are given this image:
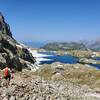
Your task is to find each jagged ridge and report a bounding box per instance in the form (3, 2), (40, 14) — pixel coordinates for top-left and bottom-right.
(0, 13), (35, 71)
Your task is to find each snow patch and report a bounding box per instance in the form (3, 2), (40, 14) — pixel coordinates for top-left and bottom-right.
(28, 49), (53, 64)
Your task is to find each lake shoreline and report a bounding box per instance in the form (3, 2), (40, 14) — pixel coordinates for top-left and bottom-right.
(29, 49), (100, 69)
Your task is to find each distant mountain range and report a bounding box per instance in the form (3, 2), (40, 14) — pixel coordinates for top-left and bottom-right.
(22, 39), (100, 51)
(80, 39), (100, 50)
(41, 39), (100, 51)
(41, 42), (87, 51)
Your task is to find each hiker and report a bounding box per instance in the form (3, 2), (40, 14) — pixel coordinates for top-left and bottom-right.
(3, 67), (11, 87)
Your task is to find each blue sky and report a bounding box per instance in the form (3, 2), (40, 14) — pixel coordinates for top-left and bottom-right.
(0, 0), (100, 43)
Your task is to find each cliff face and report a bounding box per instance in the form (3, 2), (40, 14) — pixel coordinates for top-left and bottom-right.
(0, 13), (35, 71)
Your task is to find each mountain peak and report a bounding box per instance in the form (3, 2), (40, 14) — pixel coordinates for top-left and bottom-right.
(0, 13), (12, 37)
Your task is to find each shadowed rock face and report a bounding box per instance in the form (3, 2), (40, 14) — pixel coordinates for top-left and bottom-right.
(0, 12), (12, 37)
(0, 13), (35, 71)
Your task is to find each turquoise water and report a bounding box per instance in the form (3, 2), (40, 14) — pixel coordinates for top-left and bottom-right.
(39, 52), (78, 64)
(41, 54), (78, 64)
(39, 52), (100, 69)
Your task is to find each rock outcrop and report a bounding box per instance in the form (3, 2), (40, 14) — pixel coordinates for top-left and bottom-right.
(78, 58), (100, 64)
(0, 13), (35, 71)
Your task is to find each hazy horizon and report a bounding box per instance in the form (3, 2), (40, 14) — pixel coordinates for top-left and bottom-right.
(0, 0), (100, 42)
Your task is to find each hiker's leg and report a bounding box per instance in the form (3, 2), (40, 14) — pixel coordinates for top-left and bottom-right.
(5, 76), (10, 87)
(5, 76), (9, 88)
(8, 75), (11, 86)
(6, 79), (9, 88)
(5, 76), (8, 87)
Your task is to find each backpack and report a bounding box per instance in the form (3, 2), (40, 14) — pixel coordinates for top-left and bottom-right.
(4, 68), (10, 76)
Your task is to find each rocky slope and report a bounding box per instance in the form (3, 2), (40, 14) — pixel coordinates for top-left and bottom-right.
(0, 13), (35, 71)
(1, 62), (100, 100)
